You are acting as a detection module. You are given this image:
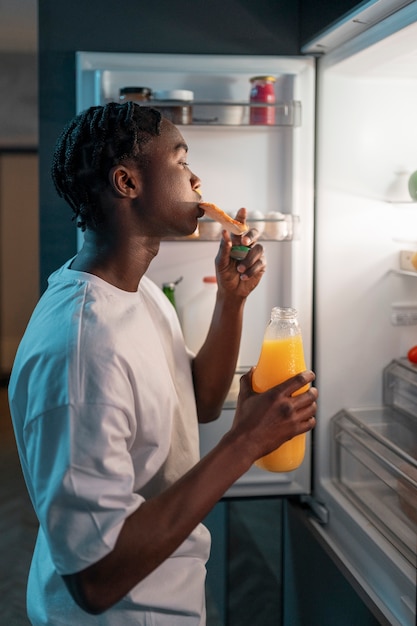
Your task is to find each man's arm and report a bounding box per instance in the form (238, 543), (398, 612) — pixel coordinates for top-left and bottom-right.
(192, 210), (266, 423)
(63, 369), (317, 614)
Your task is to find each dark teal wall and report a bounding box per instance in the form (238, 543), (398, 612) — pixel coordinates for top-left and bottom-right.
(299, 0), (365, 46)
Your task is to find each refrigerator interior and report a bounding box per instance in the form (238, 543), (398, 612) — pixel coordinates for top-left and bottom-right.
(76, 52), (316, 496)
(312, 6), (417, 625)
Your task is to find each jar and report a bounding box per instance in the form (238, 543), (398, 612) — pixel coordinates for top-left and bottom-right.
(249, 75), (276, 125)
(152, 89), (194, 125)
(119, 87), (152, 103)
(252, 307), (309, 472)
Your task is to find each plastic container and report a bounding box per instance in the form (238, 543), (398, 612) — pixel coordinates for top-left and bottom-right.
(249, 75), (276, 125)
(182, 277), (217, 353)
(151, 89), (194, 125)
(252, 307), (308, 472)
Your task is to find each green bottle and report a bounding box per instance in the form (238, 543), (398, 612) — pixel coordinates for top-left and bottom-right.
(162, 276), (183, 309)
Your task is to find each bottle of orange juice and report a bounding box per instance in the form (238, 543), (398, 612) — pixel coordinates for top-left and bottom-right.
(252, 307), (309, 472)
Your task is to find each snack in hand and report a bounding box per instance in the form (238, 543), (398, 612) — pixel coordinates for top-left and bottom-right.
(199, 202), (249, 236)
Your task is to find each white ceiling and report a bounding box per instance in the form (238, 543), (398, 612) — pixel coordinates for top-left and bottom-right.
(0, 0), (37, 52)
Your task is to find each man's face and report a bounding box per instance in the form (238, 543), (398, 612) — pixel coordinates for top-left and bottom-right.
(135, 118), (203, 238)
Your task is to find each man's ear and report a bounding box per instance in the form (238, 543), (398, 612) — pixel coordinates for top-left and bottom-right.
(109, 165), (141, 198)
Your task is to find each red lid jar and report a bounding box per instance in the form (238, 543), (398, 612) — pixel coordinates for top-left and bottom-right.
(249, 75), (276, 125)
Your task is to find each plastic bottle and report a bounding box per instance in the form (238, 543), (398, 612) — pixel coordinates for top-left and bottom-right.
(182, 277), (217, 353)
(249, 75), (276, 125)
(252, 307), (309, 472)
(162, 276), (183, 310)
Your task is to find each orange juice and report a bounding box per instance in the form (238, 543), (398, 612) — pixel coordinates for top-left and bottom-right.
(252, 308), (309, 472)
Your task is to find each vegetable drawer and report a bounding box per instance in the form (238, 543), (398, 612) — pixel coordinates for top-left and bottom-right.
(332, 407), (417, 567)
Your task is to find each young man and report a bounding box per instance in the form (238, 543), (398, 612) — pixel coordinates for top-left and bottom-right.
(8, 102), (317, 625)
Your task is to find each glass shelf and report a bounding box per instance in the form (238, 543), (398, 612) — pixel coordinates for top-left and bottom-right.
(391, 269), (417, 278)
(132, 100), (301, 128)
(163, 215), (300, 242)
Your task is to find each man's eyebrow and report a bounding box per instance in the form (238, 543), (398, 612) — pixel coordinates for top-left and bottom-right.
(175, 142), (188, 153)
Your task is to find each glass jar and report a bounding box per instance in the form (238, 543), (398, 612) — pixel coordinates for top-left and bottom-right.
(249, 75), (276, 125)
(119, 87), (152, 103)
(252, 307), (309, 472)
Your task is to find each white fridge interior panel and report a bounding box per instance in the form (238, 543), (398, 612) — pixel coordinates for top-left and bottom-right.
(315, 37), (417, 489)
(179, 126), (294, 214)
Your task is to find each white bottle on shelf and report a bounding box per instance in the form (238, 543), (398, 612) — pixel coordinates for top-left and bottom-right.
(182, 276), (217, 354)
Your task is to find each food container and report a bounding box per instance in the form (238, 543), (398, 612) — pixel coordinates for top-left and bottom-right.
(151, 89), (193, 125)
(383, 358), (417, 416)
(332, 407), (417, 566)
(249, 75), (276, 125)
(119, 87), (152, 103)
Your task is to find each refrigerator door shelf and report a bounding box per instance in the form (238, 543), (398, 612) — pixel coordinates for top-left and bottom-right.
(140, 100), (302, 127)
(332, 406), (417, 568)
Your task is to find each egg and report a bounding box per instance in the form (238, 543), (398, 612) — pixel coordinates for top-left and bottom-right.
(198, 219), (222, 240)
(247, 210), (265, 236)
(263, 211), (286, 240)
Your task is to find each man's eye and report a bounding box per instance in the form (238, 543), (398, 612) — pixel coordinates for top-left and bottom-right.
(180, 162), (189, 168)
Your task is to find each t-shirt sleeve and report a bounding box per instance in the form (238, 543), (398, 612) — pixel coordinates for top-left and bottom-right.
(24, 402), (143, 575)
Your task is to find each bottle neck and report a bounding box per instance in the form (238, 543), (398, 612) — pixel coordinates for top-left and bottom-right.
(266, 307), (301, 339)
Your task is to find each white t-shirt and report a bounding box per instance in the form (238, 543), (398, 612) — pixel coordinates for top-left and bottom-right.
(8, 260), (211, 625)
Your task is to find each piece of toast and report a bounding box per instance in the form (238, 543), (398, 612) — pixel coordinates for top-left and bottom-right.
(199, 202), (249, 236)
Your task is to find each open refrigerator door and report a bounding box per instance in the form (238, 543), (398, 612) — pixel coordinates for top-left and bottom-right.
(303, 3), (417, 624)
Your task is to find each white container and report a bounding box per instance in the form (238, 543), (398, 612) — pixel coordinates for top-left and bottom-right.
(182, 276), (217, 353)
(151, 89), (194, 125)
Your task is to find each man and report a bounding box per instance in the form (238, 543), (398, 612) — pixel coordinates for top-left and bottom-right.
(8, 102), (317, 625)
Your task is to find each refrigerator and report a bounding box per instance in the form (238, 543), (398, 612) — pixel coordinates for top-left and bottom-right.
(76, 3), (417, 623)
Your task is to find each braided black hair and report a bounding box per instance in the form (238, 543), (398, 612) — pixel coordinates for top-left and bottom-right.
(51, 102), (162, 231)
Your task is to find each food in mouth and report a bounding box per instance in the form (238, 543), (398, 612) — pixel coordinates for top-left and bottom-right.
(199, 202), (249, 236)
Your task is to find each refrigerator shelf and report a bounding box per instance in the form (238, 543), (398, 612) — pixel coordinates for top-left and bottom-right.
(391, 269), (417, 278)
(179, 101), (299, 127)
(332, 407), (417, 567)
(110, 100), (302, 128)
(163, 215), (300, 242)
